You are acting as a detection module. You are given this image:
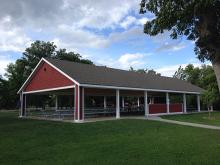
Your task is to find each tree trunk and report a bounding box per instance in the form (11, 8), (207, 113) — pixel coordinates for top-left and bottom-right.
(212, 61), (220, 93)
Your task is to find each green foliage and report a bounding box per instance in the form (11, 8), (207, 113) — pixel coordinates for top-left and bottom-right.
(0, 77), (11, 109)
(140, 0), (220, 62)
(173, 64), (220, 108)
(0, 40), (93, 109)
(55, 48), (93, 64)
(129, 67), (161, 76)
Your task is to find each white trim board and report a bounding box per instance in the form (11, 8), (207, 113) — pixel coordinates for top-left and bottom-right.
(17, 58), (79, 94)
(17, 58), (44, 94)
(80, 84), (201, 94)
(23, 85), (75, 94)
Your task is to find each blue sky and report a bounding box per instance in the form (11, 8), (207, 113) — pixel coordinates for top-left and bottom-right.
(0, 0), (207, 77)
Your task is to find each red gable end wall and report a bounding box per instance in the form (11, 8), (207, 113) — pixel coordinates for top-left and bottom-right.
(24, 62), (73, 92)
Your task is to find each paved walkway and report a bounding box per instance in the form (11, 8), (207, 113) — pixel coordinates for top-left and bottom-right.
(24, 116), (220, 130)
(146, 116), (220, 130)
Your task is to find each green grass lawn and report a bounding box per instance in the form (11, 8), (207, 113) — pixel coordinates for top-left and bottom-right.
(1, 112), (220, 165)
(162, 112), (220, 126)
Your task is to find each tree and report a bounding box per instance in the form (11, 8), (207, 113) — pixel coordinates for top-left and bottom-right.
(55, 49), (93, 64)
(19, 41), (93, 77)
(1, 40), (93, 109)
(140, 0), (220, 93)
(173, 66), (186, 80)
(173, 64), (220, 109)
(129, 67), (161, 76)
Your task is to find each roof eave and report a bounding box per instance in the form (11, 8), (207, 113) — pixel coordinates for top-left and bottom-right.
(80, 83), (202, 94)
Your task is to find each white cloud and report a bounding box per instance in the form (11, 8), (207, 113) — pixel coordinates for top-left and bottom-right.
(118, 53), (144, 68)
(0, 16), (31, 52)
(137, 17), (150, 25)
(52, 25), (109, 50)
(0, 0), (154, 54)
(51, 25), (147, 51)
(120, 16), (151, 29)
(156, 42), (186, 52)
(75, 1), (136, 29)
(0, 56), (14, 76)
(149, 31), (187, 53)
(120, 16), (137, 29)
(0, 0), (138, 30)
(109, 26), (144, 43)
(155, 63), (203, 77)
(96, 52), (147, 70)
(0, 0), (144, 52)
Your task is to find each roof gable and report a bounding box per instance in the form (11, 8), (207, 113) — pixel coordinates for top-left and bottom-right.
(24, 61), (74, 92)
(18, 58), (79, 93)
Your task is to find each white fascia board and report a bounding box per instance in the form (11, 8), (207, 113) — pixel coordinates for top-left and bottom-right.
(17, 58), (44, 94)
(80, 84), (201, 95)
(23, 85), (75, 94)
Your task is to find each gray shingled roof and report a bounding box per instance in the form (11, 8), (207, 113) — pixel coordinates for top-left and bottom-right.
(45, 58), (203, 94)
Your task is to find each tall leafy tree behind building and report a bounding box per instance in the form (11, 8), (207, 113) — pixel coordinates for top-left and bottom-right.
(174, 64), (220, 109)
(140, 0), (220, 93)
(0, 40), (93, 109)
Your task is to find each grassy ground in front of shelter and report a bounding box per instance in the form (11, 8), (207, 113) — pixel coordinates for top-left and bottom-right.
(162, 111), (220, 126)
(1, 111), (220, 165)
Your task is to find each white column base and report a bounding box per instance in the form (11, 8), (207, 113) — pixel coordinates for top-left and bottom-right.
(74, 119), (84, 123)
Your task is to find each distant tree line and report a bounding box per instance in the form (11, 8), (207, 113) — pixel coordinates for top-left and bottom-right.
(129, 67), (161, 76)
(130, 64), (220, 110)
(174, 64), (220, 110)
(0, 41), (93, 109)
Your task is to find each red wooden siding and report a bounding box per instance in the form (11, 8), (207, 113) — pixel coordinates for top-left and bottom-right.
(24, 62), (73, 92)
(149, 104), (167, 114)
(170, 104), (183, 113)
(149, 103), (183, 114)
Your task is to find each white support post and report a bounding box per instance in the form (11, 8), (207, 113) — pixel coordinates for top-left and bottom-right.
(55, 95), (58, 110)
(152, 97), (154, 104)
(122, 97), (125, 108)
(20, 92), (26, 117)
(116, 89), (120, 119)
(82, 87), (84, 121)
(211, 105), (213, 111)
(78, 87), (80, 121)
(74, 85), (80, 121)
(144, 91), (149, 117)
(75, 86), (84, 122)
(183, 93), (187, 113)
(197, 94), (201, 112)
(24, 94), (26, 116)
(19, 93), (22, 117)
(104, 96), (107, 109)
(137, 97), (140, 107)
(166, 92), (170, 114)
